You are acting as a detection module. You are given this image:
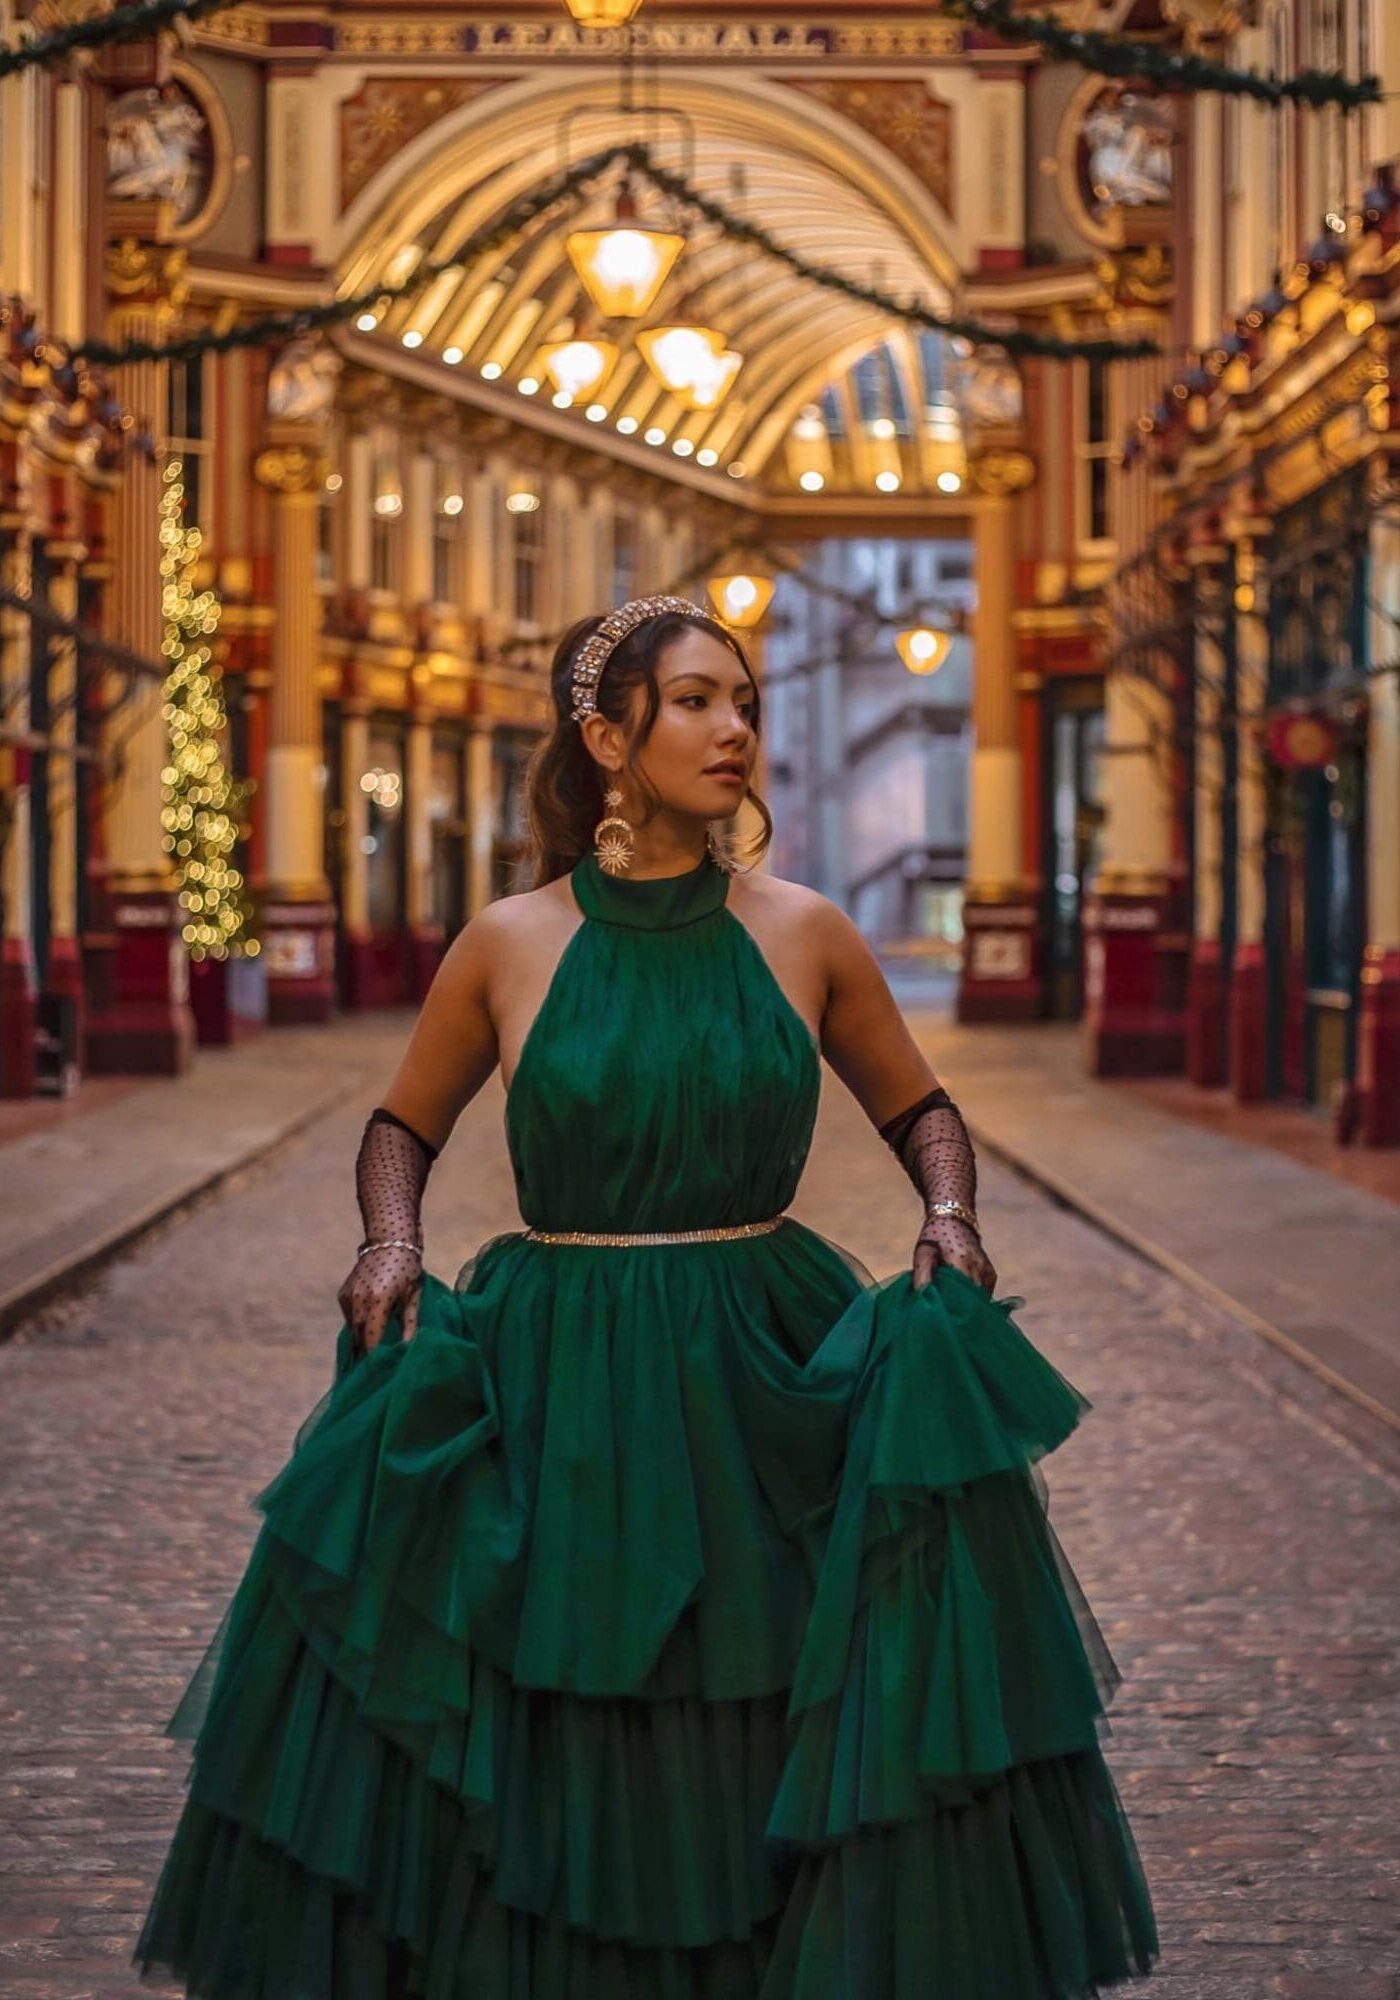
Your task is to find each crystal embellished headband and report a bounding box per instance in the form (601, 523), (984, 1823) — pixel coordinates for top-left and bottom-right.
(569, 594), (713, 723)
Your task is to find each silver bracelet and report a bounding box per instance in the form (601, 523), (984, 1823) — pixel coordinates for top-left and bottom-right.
(355, 1238), (424, 1261)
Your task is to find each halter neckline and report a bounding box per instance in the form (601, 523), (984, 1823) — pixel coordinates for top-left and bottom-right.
(570, 845), (731, 930)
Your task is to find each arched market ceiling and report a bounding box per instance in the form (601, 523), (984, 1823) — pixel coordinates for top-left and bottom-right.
(336, 71), (970, 492)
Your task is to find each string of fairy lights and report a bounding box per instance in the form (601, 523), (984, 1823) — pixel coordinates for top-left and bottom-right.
(157, 462), (256, 961)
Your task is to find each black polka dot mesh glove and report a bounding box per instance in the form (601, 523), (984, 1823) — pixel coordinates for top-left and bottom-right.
(336, 1108), (438, 1354)
(878, 1086), (998, 1295)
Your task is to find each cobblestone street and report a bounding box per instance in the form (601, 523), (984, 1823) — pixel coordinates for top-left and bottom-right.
(1, 1028), (1398, 1999)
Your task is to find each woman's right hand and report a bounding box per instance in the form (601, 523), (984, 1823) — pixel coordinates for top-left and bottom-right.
(336, 1243), (425, 1356)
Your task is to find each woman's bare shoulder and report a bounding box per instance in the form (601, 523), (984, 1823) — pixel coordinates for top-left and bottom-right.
(730, 864), (844, 930)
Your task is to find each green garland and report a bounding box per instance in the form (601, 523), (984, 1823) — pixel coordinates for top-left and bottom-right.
(630, 152), (1156, 362)
(0, 0), (243, 79)
(75, 140), (1156, 370)
(0, 0), (1379, 110)
(948, 0), (1381, 109)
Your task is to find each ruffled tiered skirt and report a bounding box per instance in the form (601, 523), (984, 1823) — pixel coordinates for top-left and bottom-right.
(133, 1219), (1159, 1998)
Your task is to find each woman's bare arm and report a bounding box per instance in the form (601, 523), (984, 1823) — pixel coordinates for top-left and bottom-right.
(813, 898), (943, 1125)
(373, 902), (507, 1155)
(813, 898), (996, 1292)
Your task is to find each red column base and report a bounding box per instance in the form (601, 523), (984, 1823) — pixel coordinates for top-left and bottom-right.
(956, 896), (1042, 1024)
(1228, 942), (1268, 1103)
(1185, 937), (1227, 1088)
(262, 900), (337, 1026)
(1358, 945), (1400, 1147)
(85, 889), (197, 1077)
(0, 936), (38, 1098)
(407, 925), (445, 1003)
(1082, 889), (1185, 1078)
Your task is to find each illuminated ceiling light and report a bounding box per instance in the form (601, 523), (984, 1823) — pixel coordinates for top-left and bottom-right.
(727, 461), (746, 478)
(373, 491), (403, 519)
(921, 391), (968, 492)
(616, 414), (639, 434)
(585, 402), (608, 422)
(551, 389), (573, 409)
(936, 470), (963, 494)
(706, 570), (774, 630)
(687, 347), (743, 411)
(505, 488), (541, 515)
(402, 329), (424, 349)
(355, 311), (379, 332)
(644, 425), (666, 445)
(481, 360), (503, 380)
(561, 0), (643, 24)
(875, 469), (902, 493)
(787, 401), (833, 488)
(696, 446), (718, 467)
(441, 492), (465, 517)
(637, 325), (741, 410)
(518, 376), (540, 395)
(896, 626), (952, 676)
(566, 186), (685, 319)
(324, 471), (343, 493)
(672, 437), (695, 457)
(538, 335), (618, 402)
(443, 344), (464, 365)
(870, 415), (896, 440)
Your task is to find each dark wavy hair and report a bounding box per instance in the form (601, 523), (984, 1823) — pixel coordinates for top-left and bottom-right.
(524, 608), (774, 887)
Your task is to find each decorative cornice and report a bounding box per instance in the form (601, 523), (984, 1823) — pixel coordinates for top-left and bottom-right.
(253, 441), (326, 495)
(334, 15), (963, 61)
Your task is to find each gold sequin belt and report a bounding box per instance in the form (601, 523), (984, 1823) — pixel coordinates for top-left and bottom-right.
(523, 1212), (788, 1246)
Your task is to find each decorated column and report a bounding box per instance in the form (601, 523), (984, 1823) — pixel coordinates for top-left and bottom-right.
(252, 416), (335, 1024)
(465, 714), (496, 916)
(958, 442), (1039, 1022)
(1185, 535), (1230, 1085)
(0, 520), (35, 1097)
(1227, 517), (1270, 1102)
(87, 229), (195, 1076)
(339, 689), (372, 1008)
(405, 680), (442, 999)
(43, 476), (84, 1042)
(1359, 503), (1400, 1144)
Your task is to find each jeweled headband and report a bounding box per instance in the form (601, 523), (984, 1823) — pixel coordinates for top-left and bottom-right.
(569, 594), (714, 723)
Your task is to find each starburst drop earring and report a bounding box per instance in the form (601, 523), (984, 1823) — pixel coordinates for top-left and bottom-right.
(592, 786), (636, 875)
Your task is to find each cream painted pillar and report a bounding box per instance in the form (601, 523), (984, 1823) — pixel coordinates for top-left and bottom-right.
(1359, 508), (1400, 1142)
(252, 423), (335, 1024)
(466, 716), (497, 915)
(1186, 560), (1227, 1086)
(405, 698), (442, 996)
(86, 231), (195, 1077)
(0, 533), (36, 1096)
(1097, 672), (1175, 893)
(341, 701), (370, 937)
(44, 546), (81, 1005)
(344, 428), (374, 592)
(402, 446), (435, 612)
(958, 444), (1038, 1022)
(1227, 519), (1270, 1100)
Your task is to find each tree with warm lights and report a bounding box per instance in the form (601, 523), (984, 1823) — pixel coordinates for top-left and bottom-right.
(158, 461), (257, 963)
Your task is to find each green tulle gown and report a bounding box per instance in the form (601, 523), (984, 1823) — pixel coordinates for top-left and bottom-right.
(133, 845), (1160, 2000)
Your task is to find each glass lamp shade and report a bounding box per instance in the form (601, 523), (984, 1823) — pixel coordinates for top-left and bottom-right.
(896, 626), (952, 675)
(637, 324), (721, 394)
(687, 346), (743, 411)
(707, 572), (774, 629)
(566, 224), (684, 318)
(561, 0), (643, 23)
(538, 337), (618, 401)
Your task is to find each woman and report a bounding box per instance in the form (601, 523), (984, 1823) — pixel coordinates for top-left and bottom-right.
(134, 595), (1159, 1998)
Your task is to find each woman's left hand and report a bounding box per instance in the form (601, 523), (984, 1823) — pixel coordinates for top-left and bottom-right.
(913, 1213), (998, 1295)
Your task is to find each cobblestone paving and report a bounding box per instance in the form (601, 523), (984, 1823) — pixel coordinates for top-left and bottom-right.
(1, 1053), (1397, 1999)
